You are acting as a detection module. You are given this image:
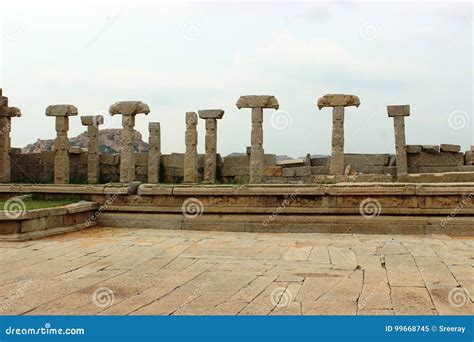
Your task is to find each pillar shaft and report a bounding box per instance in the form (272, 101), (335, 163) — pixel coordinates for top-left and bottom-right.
(184, 112), (198, 183)
(330, 106), (345, 175)
(249, 107), (264, 184)
(120, 115), (136, 183)
(393, 116), (408, 176)
(148, 122), (161, 183)
(54, 116), (70, 184)
(0, 117), (11, 182)
(204, 118), (217, 183)
(87, 125), (100, 183)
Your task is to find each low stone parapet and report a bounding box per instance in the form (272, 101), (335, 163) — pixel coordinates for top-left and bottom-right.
(0, 201), (98, 241)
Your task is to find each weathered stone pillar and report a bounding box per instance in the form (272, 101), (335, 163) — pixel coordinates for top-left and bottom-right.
(317, 94), (360, 175)
(0, 89), (21, 183)
(387, 105), (410, 178)
(81, 115), (103, 184)
(109, 101), (150, 183)
(148, 122), (161, 183)
(236, 96), (279, 184)
(46, 105), (78, 184)
(184, 112), (198, 184)
(198, 109), (224, 183)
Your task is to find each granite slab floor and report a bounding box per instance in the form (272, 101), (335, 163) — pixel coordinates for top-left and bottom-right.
(0, 227), (472, 315)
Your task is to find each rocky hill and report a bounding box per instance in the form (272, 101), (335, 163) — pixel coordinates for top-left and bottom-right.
(22, 129), (149, 154)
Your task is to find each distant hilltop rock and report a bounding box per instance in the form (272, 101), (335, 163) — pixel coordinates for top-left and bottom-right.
(22, 128), (149, 154)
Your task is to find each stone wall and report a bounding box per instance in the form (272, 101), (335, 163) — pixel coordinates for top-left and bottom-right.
(8, 145), (474, 184)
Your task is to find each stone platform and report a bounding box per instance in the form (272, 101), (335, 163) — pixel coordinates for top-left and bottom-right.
(1, 227), (472, 315)
(0, 183), (473, 236)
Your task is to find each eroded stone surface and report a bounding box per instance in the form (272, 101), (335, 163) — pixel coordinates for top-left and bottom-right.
(317, 94), (360, 109)
(45, 105), (78, 117)
(109, 101), (150, 116)
(236, 96), (279, 109)
(0, 227), (471, 315)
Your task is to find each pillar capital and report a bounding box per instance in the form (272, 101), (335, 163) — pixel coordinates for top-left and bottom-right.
(81, 115), (104, 127)
(45, 104), (78, 117)
(317, 94), (360, 110)
(109, 101), (150, 116)
(198, 109), (225, 120)
(387, 105), (410, 117)
(236, 95), (279, 109)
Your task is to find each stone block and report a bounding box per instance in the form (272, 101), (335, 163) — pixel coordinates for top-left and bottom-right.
(81, 115), (104, 126)
(311, 166), (330, 175)
(344, 154), (390, 166)
(45, 104), (78, 116)
(440, 144), (461, 153)
(317, 94), (360, 109)
(198, 109), (224, 119)
(422, 145), (440, 153)
(100, 154), (119, 165)
(406, 145), (422, 154)
(135, 152), (148, 167)
(162, 153), (185, 168)
(282, 167), (295, 177)
(109, 101), (150, 115)
(136, 166), (148, 176)
(294, 166), (311, 177)
(236, 95), (279, 109)
(408, 152), (464, 167)
(465, 151), (474, 165)
(387, 105), (410, 117)
(69, 146), (83, 154)
(222, 166), (249, 177)
(311, 157), (329, 166)
(263, 166), (282, 177)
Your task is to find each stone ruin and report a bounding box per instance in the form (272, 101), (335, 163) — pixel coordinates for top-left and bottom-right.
(1, 88), (473, 185)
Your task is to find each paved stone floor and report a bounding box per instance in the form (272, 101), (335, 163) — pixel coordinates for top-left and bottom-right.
(0, 227), (472, 315)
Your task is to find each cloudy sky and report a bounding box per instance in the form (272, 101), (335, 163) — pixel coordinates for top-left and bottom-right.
(0, 0), (472, 157)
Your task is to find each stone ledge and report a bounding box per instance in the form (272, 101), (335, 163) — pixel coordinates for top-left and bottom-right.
(0, 184), (131, 195)
(97, 213), (473, 236)
(0, 201), (98, 241)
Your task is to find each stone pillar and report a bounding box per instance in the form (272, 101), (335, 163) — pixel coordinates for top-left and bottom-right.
(236, 95), (279, 184)
(198, 109), (224, 183)
(387, 105), (410, 178)
(81, 115), (103, 184)
(184, 112), (198, 184)
(109, 101), (150, 183)
(317, 94), (360, 175)
(148, 122), (161, 183)
(46, 105), (78, 184)
(0, 89), (21, 183)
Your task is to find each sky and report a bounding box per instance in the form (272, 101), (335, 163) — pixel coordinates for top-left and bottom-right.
(0, 0), (472, 157)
